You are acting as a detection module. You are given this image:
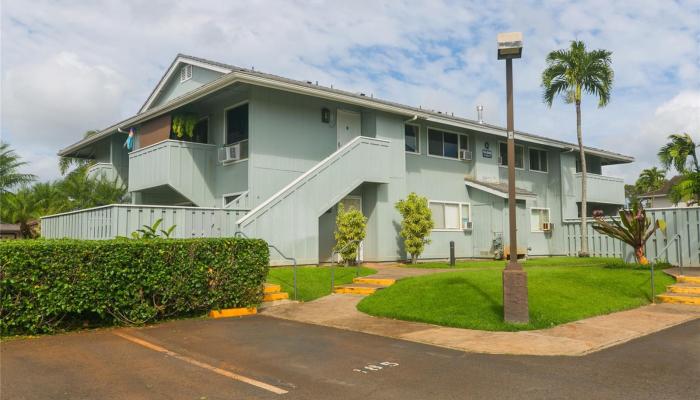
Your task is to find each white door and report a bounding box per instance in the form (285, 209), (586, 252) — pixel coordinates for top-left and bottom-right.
(336, 110), (362, 148)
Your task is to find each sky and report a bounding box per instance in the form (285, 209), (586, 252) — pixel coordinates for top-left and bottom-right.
(1, 0), (699, 183)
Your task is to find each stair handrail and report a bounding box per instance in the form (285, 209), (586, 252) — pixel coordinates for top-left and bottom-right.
(236, 136), (389, 228)
(651, 233), (683, 304)
(235, 231), (297, 301)
(330, 239), (363, 292)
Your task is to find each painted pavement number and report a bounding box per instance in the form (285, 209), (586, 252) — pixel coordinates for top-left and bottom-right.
(353, 361), (399, 374)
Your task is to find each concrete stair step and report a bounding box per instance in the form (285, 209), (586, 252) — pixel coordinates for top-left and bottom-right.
(264, 283), (282, 294)
(667, 283), (700, 295)
(333, 282), (385, 295)
(263, 292), (289, 302)
(656, 292), (700, 305)
(353, 277), (396, 286)
(678, 275), (700, 284)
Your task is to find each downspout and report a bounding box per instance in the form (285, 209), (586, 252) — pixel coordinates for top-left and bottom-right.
(403, 115), (419, 123)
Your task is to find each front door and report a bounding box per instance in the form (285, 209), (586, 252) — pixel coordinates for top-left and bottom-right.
(337, 110), (362, 148)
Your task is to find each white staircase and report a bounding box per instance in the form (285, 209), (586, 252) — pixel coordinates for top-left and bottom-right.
(236, 136), (392, 264)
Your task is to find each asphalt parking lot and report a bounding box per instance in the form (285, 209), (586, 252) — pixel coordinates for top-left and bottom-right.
(2, 315), (699, 400)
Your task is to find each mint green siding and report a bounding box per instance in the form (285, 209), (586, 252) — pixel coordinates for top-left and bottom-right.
(45, 80), (636, 266)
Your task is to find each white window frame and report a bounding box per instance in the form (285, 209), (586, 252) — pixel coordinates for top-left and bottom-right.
(180, 64), (193, 83)
(429, 200), (472, 232)
(529, 147), (548, 173)
(404, 123), (421, 154)
(222, 191), (245, 208)
(221, 100), (250, 165)
(427, 127), (469, 161)
(498, 141), (525, 170)
(530, 207), (551, 232)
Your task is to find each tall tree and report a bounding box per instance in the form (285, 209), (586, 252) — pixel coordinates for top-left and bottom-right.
(58, 130), (100, 175)
(0, 142), (36, 194)
(1, 188), (41, 238)
(659, 133), (700, 205)
(635, 167), (666, 193)
(542, 40), (613, 256)
(658, 133), (698, 174)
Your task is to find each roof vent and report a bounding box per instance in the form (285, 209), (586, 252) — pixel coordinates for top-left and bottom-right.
(476, 105), (484, 124)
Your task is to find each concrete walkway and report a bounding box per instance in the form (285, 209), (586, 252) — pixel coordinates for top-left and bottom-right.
(263, 262), (700, 356)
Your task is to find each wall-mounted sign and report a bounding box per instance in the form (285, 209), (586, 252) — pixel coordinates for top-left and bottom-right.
(482, 142), (492, 158)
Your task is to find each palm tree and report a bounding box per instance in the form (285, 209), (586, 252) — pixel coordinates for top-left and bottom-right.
(542, 40), (614, 257)
(659, 133), (699, 205)
(658, 133), (698, 174)
(635, 167), (666, 194)
(2, 188), (41, 238)
(58, 130), (100, 175)
(0, 142), (36, 194)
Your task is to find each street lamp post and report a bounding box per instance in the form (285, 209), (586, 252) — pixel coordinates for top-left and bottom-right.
(497, 32), (529, 324)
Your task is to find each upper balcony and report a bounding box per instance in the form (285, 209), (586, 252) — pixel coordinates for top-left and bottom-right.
(128, 140), (218, 206)
(87, 162), (119, 182)
(573, 172), (625, 205)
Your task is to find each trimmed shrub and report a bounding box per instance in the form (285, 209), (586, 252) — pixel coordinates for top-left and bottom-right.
(0, 238), (269, 336)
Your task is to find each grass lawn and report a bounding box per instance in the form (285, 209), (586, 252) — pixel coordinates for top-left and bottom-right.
(267, 265), (376, 302)
(357, 261), (673, 331)
(407, 256), (617, 269)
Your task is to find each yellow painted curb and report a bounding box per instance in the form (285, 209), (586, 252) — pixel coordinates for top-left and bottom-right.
(678, 275), (700, 284)
(209, 307), (257, 319)
(263, 292), (289, 301)
(656, 294), (700, 305)
(667, 285), (700, 295)
(334, 286), (377, 295)
(264, 283), (282, 294)
(353, 277), (396, 286)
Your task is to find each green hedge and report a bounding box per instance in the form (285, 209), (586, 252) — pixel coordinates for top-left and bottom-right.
(0, 238), (269, 336)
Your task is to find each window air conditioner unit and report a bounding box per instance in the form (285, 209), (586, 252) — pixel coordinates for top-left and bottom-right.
(459, 149), (473, 161)
(462, 220), (473, 230)
(542, 222), (552, 232)
(219, 144), (241, 163)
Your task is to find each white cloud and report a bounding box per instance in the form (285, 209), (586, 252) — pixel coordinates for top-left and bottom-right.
(604, 91), (700, 181)
(1, 0), (699, 183)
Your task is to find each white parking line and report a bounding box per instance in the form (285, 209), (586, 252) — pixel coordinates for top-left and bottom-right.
(113, 331), (288, 395)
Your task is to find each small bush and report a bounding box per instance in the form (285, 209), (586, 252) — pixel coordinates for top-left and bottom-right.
(334, 203), (367, 265)
(0, 238), (269, 336)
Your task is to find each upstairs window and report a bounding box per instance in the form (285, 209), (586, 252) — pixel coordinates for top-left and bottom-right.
(225, 103), (249, 145)
(405, 124), (420, 153)
(499, 142), (524, 169)
(180, 64), (193, 82)
(529, 148), (548, 172)
(428, 128), (468, 159)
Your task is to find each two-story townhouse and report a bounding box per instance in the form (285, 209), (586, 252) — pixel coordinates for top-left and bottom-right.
(44, 54), (633, 264)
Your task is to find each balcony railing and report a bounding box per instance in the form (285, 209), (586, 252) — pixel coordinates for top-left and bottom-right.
(128, 140), (217, 206)
(573, 172), (625, 205)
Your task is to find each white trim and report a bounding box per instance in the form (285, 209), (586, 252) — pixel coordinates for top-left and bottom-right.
(222, 191), (245, 208)
(498, 141), (525, 170)
(529, 207), (551, 232)
(528, 146), (549, 173)
(429, 200), (471, 232)
(129, 139), (216, 157)
(140, 56), (232, 113)
(404, 123), (421, 154)
(464, 180), (537, 200)
(426, 127), (469, 160)
(223, 100), (250, 146)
